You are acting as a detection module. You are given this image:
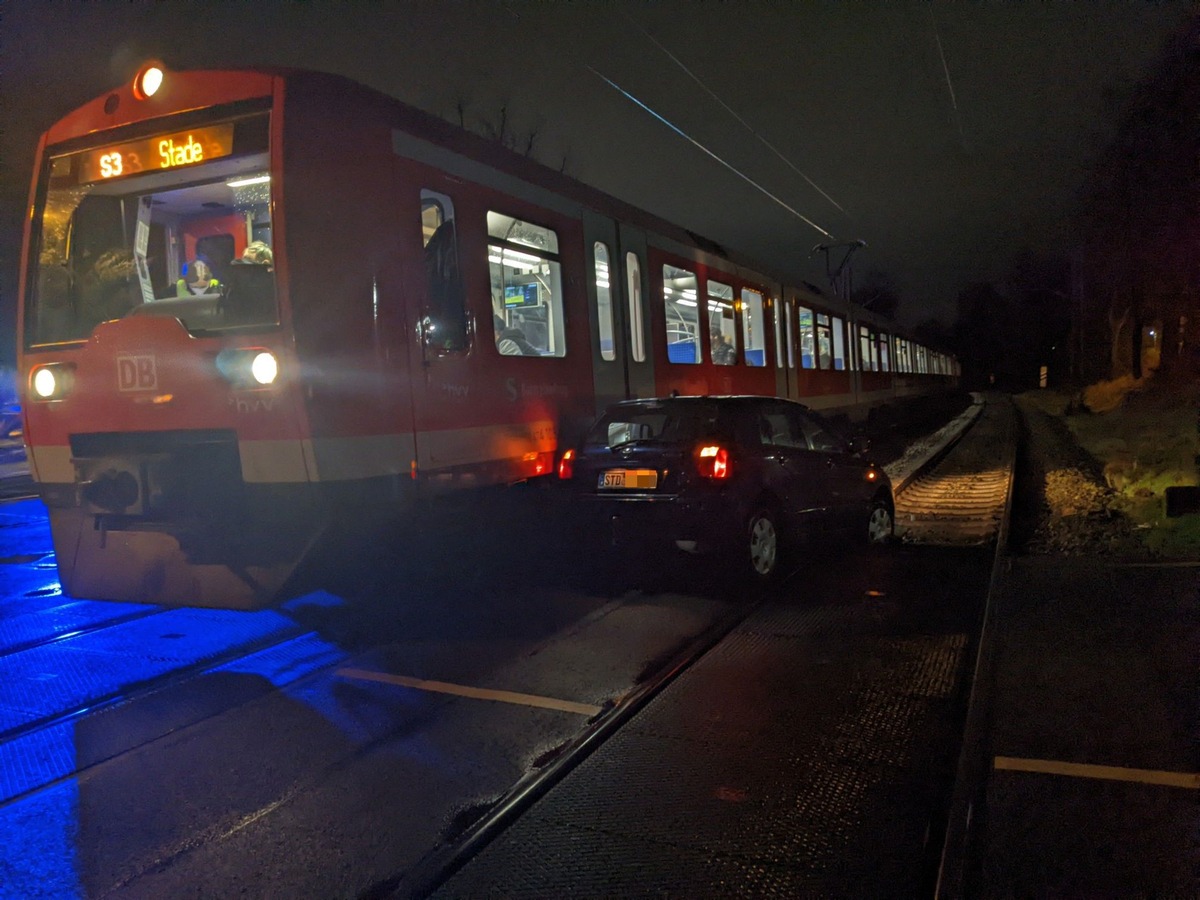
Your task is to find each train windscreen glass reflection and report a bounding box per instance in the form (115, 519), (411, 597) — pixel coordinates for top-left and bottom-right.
(27, 115), (276, 346)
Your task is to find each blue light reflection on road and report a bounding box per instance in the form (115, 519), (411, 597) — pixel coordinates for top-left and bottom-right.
(0, 780), (84, 899)
(0, 501), (460, 894)
(0, 497), (358, 896)
(0, 607), (350, 898)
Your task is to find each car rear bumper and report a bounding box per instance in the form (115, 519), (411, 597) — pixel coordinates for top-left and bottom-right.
(571, 491), (745, 554)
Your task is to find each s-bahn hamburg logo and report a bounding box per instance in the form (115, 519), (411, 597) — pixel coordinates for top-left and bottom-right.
(117, 353), (158, 391)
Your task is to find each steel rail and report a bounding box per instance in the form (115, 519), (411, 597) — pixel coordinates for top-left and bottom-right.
(0, 621), (315, 751)
(0, 603), (170, 663)
(368, 600), (760, 900)
(933, 398), (1019, 898)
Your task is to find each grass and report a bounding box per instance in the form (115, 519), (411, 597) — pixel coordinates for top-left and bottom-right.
(1021, 371), (1200, 559)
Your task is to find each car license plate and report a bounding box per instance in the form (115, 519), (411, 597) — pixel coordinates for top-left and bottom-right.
(598, 468), (658, 490)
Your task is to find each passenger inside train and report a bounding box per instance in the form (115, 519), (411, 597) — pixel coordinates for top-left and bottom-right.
(493, 294), (538, 356)
(237, 240), (273, 269)
(710, 319), (736, 365)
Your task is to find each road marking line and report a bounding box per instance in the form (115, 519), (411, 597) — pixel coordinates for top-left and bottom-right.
(1112, 561), (1200, 568)
(994, 756), (1199, 789)
(336, 668), (602, 716)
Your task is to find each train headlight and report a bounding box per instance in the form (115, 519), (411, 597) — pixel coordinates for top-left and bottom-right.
(29, 363), (75, 401)
(250, 351), (278, 385)
(216, 348), (279, 388)
(133, 63), (164, 100)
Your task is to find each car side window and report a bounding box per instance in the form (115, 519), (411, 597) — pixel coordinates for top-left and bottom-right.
(758, 411), (807, 449)
(795, 410), (844, 453)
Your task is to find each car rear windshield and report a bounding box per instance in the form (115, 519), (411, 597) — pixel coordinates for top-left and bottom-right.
(586, 402), (727, 449)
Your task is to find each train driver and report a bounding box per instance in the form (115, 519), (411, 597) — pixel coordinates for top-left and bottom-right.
(176, 259), (220, 297)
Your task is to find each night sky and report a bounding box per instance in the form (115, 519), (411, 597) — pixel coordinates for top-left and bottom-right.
(1, 2), (1193, 366)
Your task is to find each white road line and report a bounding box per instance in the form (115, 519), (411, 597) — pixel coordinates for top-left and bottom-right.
(994, 755), (1199, 789)
(336, 668), (603, 717)
(1111, 561), (1200, 568)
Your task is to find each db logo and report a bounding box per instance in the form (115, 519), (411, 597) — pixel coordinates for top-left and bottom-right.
(117, 354), (158, 391)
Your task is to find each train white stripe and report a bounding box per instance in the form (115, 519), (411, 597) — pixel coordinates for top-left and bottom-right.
(419, 418), (556, 469)
(240, 438), (314, 483)
(30, 419), (556, 486)
(30, 445), (71, 483)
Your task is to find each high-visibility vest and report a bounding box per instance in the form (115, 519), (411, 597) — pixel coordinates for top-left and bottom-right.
(176, 277), (220, 297)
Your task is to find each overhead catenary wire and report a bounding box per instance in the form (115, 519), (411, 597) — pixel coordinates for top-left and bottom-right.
(928, 4), (969, 152)
(586, 67), (834, 240)
(619, 9), (849, 218)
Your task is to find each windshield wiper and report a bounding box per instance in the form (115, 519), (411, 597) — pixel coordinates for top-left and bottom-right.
(607, 438), (662, 451)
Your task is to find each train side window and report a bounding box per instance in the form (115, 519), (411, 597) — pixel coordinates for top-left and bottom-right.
(741, 288), (767, 367)
(816, 313), (832, 369)
(626, 252), (645, 362)
(488, 211), (565, 357)
(662, 264), (699, 364)
(420, 189), (469, 353)
(707, 279), (736, 365)
(860, 325), (880, 372)
(879, 334), (891, 372)
(831, 316), (846, 370)
(594, 242), (615, 361)
(797, 306), (815, 369)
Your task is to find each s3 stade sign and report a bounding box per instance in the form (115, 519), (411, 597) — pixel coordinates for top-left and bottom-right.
(76, 123), (235, 184)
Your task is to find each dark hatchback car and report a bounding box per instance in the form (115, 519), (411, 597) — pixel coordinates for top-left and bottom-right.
(557, 395), (894, 580)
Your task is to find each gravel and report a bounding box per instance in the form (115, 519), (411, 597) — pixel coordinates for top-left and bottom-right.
(1012, 396), (1146, 558)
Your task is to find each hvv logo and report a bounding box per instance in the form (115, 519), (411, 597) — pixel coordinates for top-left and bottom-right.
(117, 354), (157, 391)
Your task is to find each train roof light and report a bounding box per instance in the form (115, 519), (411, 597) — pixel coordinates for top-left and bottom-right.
(133, 64), (164, 100)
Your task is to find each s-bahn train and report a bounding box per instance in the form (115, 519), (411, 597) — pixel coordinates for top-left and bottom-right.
(17, 63), (958, 609)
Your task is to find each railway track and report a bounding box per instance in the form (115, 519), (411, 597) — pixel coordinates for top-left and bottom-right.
(0, 401), (1018, 896)
(894, 398), (1017, 546)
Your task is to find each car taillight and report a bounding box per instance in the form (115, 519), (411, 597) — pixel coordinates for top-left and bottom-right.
(696, 444), (731, 479)
(558, 448), (575, 479)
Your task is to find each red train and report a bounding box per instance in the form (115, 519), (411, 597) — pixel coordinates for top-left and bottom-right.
(17, 63), (957, 608)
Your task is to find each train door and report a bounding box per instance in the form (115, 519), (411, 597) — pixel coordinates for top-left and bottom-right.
(397, 168), (590, 485)
(769, 283), (790, 401)
(582, 211), (625, 414)
(617, 223), (656, 400)
(847, 314), (863, 408)
(399, 182), (476, 482)
(778, 291), (798, 401)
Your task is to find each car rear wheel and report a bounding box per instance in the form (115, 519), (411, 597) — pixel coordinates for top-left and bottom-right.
(866, 499), (894, 545)
(744, 507), (780, 579)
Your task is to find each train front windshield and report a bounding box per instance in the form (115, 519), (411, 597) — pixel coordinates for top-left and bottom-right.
(25, 113), (276, 346)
